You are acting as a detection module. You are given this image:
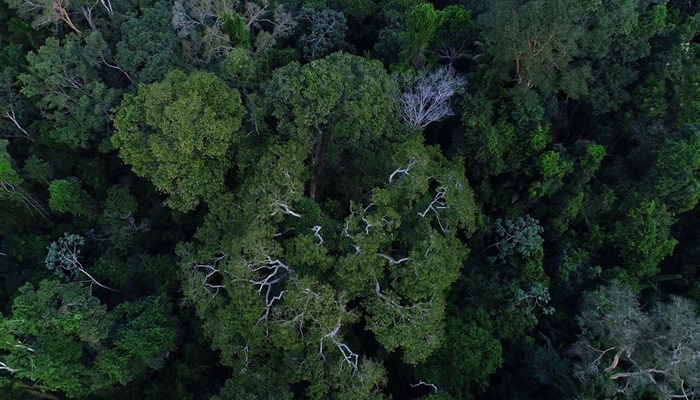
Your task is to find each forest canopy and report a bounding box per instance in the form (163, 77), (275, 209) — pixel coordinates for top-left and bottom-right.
(1, 0), (700, 399)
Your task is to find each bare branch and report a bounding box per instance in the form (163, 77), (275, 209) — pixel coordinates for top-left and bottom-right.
(377, 253), (410, 265)
(2, 106), (33, 141)
(311, 225), (323, 246)
(388, 158), (418, 183)
(418, 187), (449, 233)
(411, 380), (438, 394)
(270, 200), (302, 218)
(397, 66), (466, 130)
(0, 361), (19, 373)
(192, 253), (227, 299)
(248, 257), (292, 321)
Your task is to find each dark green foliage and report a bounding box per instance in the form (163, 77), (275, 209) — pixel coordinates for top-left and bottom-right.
(298, 8), (349, 61)
(115, 1), (186, 84)
(0, 280), (177, 398)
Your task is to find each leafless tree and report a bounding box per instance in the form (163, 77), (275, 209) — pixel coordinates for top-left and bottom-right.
(396, 66), (466, 130)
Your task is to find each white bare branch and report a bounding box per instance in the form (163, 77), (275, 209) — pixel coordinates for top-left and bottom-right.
(0, 361), (19, 373)
(411, 380), (438, 394)
(2, 105), (33, 141)
(270, 200), (302, 218)
(311, 225), (323, 246)
(47, 235), (116, 292)
(389, 158), (418, 183)
(192, 253), (227, 299)
(248, 257), (292, 321)
(319, 318), (358, 372)
(397, 66), (466, 130)
(377, 253), (410, 265)
(418, 187), (449, 233)
(98, 0), (112, 13)
(100, 55), (132, 83)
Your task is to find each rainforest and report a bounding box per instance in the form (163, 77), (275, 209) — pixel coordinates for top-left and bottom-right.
(1, 0), (700, 399)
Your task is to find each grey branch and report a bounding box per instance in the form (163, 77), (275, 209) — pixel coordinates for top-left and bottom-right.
(388, 158), (418, 183)
(0, 361), (19, 373)
(249, 257), (292, 321)
(193, 253), (227, 299)
(319, 318), (358, 372)
(397, 66), (466, 130)
(270, 200), (302, 218)
(2, 105), (32, 141)
(377, 253), (410, 265)
(411, 380), (438, 394)
(418, 187), (449, 233)
(311, 225), (323, 246)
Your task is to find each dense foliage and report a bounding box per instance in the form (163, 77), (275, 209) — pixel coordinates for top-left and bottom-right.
(1, 0), (700, 399)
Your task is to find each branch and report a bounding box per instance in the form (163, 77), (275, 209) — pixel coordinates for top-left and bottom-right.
(249, 257), (291, 321)
(193, 253), (227, 299)
(411, 380), (438, 394)
(610, 369), (668, 380)
(418, 187), (449, 233)
(311, 225), (323, 246)
(2, 106), (33, 141)
(0, 361), (19, 373)
(377, 253), (410, 265)
(270, 200), (302, 218)
(388, 158), (418, 183)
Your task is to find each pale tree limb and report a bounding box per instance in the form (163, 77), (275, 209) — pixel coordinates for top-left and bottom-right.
(2, 105), (33, 141)
(319, 318), (358, 373)
(418, 187), (449, 233)
(192, 253), (228, 299)
(411, 380), (438, 394)
(388, 158), (418, 183)
(270, 200), (302, 218)
(377, 253), (410, 265)
(311, 225), (323, 246)
(0, 361), (19, 373)
(248, 257), (292, 321)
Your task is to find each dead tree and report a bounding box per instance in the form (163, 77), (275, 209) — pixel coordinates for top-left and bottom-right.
(397, 66), (466, 130)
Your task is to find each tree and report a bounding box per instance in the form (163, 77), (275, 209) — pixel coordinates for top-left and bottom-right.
(263, 52), (399, 200)
(112, 69), (245, 211)
(45, 233), (115, 293)
(396, 66), (466, 130)
(574, 282), (700, 399)
(298, 7), (348, 61)
(0, 59), (33, 141)
(0, 139), (46, 227)
(612, 199), (677, 281)
(19, 33), (120, 148)
(171, 0), (296, 62)
(47, 178), (94, 217)
(479, 0), (588, 96)
(0, 280), (177, 398)
(115, 1), (186, 84)
(6, 0), (82, 35)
